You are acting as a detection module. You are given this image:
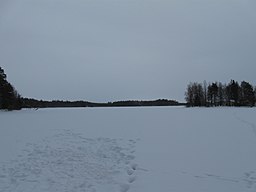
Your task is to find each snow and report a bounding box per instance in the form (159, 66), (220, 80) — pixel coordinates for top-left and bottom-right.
(1, 107), (256, 192)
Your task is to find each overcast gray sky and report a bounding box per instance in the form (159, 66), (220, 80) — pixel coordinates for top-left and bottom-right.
(0, 0), (255, 102)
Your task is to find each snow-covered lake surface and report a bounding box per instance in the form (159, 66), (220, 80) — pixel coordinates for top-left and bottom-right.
(1, 107), (256, 192)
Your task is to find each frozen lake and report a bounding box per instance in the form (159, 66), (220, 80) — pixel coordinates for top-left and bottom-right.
(1, 107), (256, 192)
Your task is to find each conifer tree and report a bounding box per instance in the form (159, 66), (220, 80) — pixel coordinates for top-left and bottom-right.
(240, 81), (255, 107)
(0, 67), (22, 110)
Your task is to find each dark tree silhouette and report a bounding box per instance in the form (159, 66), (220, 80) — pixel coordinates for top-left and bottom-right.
(208, 83), (218, 106)
(218, 82), (224, 106)
(0, 67), (22, 110)
(240, 81), (255, 107)
(203, 80), (208, 106)
(226, 80), (240, 106)
(185, 82), (204, 107)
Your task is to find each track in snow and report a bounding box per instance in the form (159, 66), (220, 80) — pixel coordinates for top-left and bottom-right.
(0, 130), (138, 192)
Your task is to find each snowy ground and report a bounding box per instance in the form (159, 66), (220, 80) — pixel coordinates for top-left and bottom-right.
(1, 107), (256, 192)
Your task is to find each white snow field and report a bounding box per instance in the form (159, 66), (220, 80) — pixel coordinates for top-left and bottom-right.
(1, 107), (256, 192)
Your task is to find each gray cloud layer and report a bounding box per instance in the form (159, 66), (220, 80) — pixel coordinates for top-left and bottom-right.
(0, 0), (255, 102)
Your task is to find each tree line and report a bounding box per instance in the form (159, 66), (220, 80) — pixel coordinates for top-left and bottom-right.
(22, 98), (180, 108)
(0, 67), (22, 110)
(185, 80), (256, 107)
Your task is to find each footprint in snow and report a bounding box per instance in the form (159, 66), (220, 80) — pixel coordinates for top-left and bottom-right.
(127, 169), (134, 176)
(119, 183), (130, 192)
(128, 176), (136, 183)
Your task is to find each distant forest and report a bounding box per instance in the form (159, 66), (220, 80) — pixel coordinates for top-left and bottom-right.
(185, 80), (256, 107)
(21, 98), (181, 109)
